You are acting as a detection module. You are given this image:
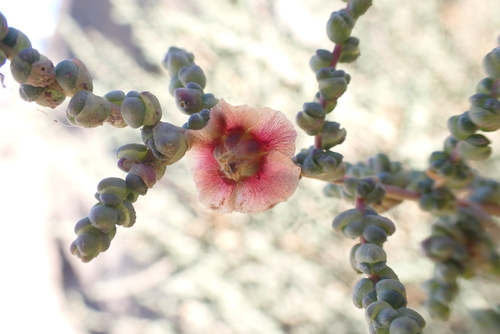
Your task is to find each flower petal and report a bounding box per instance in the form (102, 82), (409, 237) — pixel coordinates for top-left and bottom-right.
(249, 106), (297, 157)
(186, 99), (260, 148)
(189, 146), (237, 212)
(230, 150), (301, 213)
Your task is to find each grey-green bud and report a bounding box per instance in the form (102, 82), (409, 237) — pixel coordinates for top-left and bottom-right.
(10, 47), (55, 87)
(126, 173), (148, 196)
(114, 200), (136, 227)
(0, 27), (31, 60)
(89, 203), (118, 233)
(149, 122), (189, 164)
(375, 279), (407, 309)
(355, 243), (387, 274)
(355, 178), (386, 203)
(115, 143), (149, 162)
(458, 134), (492, 160)
(348, 0), (373, 19)
(468, 93), (500, 131)
(343, 220), (365, 239)
(174, 86), (204, 115)
(202, 93), (219, 109)
(476, 77), (499, 95)
(104, 90), (126, 105)
(66, 90), (111, 128)
(362, 214), (396, 236)
(128, 163), (158, 188)
(320, 121), (346, 150)
(447, 112), (478, 140)
(121, 91), (162, 128)
(372, 153), (391, 173)
(187, 108), (211, 130)
(419, 187), (457, 215)
(70, 227), (103, 263)
(318, 71), (349, 100)
(352, 278), (376, 309)
(395, 308), (426, 329)
(332, 208), (364, 231)
(363, 225), (388, 245)
(296, 147), (346, 182)
(371, 308), (399, 332)
(421, 235), (468, 262)
(388, 316), (422, 334)
(339, 37), (361, 63)
(98, 193), (121, 207)
(365, 300), (393, 323)
(178, 64), (206, 88)
(55, 58), (93, 97)
(19, 81), (66, 108)
(296, 102), (326, 135)
(483, 47), (500, 79)
(162, 46), (194, 76)
(97, 177), (128, 199)
(70, 219), (116, 262)
(309, 49), (333, 72)
(326, 9), (355, 44)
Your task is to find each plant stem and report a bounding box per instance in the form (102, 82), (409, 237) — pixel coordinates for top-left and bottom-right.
(303, 175), (500, 217)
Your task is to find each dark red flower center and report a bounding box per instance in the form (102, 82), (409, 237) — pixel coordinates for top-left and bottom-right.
(213, 129), (265, 181)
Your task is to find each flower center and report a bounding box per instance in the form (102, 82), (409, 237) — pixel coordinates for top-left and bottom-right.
(214, 130), (265, 181)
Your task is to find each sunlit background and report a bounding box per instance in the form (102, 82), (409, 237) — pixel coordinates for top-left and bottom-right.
(1, 0), (500, 333)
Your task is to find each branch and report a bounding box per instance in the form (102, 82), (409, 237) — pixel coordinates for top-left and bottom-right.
(323, 177), (500, 217)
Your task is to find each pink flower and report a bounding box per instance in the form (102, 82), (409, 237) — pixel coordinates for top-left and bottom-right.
(186, 99), (300, 213)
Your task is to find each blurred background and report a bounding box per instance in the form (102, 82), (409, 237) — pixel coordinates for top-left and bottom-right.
(1, 0), (500, 333)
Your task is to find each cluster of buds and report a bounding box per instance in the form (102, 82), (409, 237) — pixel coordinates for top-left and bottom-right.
(427, 151), (473, 189)
(162, 47), (218, 117)
(317, 68), (350, 102)
(309, 37), (361, 70)
(418, 40), (500, 322)
(414, 177), (457, 216)
(421, 208), (500, 320)
(65, 87), (166, 129)
(297, 1), (373, 158)
(293, 146), (346, 182)
(109, 90), (162, 129)
(324, 154), (415, 212)
(294, 0), (372, 185)
(116, 143), (167, 188)
(469, 177), (500, 203)
(295, 101), (347, 149)
(2, 13), (170, 131)
(0, 13), (31, 67)
(141, 122), (189, 164)
(326, 0), (372, 44)
(71, 137), (182, 262)
(1, 13), (136, 129)
(444, 45), (500, 162)
(296, 67), (350, 133)
(11, 47), (93, 108)
(66, 88), (164, 129)
(332, 207), (426, 333)
(3, 23), (95, 110)
(342, 178), (386, 205)
(444, 133), (492, 161)
(70, 177), (138, 262)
